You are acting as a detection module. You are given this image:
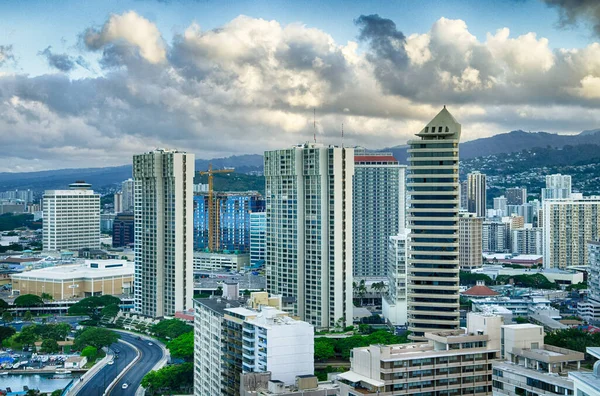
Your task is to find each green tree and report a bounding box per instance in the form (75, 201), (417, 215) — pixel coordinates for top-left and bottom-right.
(80, 346), (98, 361)
(0, 326), (16, 345)
(24, 310), (33, 322)
(314, 338), (335, 361)
(14, 325), (39, 347)
(51, 390), (63, 396)
(459, 271), (493, 286)
(74, 327), (119, 350)
(41, 338), (60, 354)
(14, 294), (44, 308)
(514, 317), (529, 324)
(68, 295), (121, 320)
(141, 363), (194, 395)
(167, 331), (193, 361)
(150, 319), (193, 340)
(0, 298), (9, 313)
(2, 311), (13, 323)
(40, 293), (53, 301)
(101, 303), (120, 318)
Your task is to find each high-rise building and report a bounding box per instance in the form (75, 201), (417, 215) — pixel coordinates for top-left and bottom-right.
(467, 171), (486, 217)
(493, 195), (507, 217)
(511, 225), (543, 255)
(407, 107), (461, 341)
(459, 213), (483, 270)
(382, 232), (408, 326)
(194, 293), (314, 396)
(578, 241), (600, 323)
(542, 174), (572, 201)
(264, 143), (354, 329)
(43, 181), (100, 251)
(482, 221), (510, 253)
(505, 187), (527, 206)
(113, 192), (123, 213)
(133, 149), (194, 318)
(249, 212), (266, 266)
(121, 178), (135, 212)
(193, 192), (265, 253)
(460, 180), (468, 210)
(542, 197), (600, 269)
(353, 152), (405, 278)
(112, 211), (134, 248)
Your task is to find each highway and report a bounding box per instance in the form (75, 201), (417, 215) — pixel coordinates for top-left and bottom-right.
(76, 339), (136, 396)
(74, 332), (164, 396)
(109, 333), (164, 396)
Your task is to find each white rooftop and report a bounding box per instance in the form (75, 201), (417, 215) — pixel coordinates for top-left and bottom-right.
(11, 260), (133, 280)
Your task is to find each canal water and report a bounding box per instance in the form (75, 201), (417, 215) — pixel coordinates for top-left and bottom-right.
(1, 373), (80, 393)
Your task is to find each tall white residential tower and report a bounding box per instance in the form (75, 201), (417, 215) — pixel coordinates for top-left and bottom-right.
(264, 143), (354, 329)
(133, 149), (194, 318)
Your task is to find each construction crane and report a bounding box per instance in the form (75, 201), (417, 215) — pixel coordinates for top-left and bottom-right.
(198, 164), (233, 252)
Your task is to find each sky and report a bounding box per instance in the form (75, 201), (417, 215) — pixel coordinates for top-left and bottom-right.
(1, 0), (600, 172)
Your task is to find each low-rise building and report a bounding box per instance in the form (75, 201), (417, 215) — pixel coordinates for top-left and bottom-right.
(472, 297), (552, 317)
(492, 323), (584, 396)
(11, 260), (133, 299)
(240, 372), (339, 395)
(474, 265), (583, 286)
(337, 312), (502, 395)
(64, 356), (87, 369)
(569, 347), (600, 396)
(193, 251), (250, 272)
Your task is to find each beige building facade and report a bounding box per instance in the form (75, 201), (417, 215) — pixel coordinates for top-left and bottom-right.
(459, 213), (483, 270)
(11, 260), (133, 300)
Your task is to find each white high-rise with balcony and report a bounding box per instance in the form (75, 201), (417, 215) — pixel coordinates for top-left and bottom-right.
(121, 178), (135, 212)
(407, 107), (461, 341)
(43, 181), (100, 251)
(133, 149), (194, 318)
(264, 143), (354, 329)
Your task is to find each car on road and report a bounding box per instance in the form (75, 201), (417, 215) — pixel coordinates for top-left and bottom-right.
(107, 361), (114, 365)
(122, 383), (128, 389)
(148, 342), (153, 346)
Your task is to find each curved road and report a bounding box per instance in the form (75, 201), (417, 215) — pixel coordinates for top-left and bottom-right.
(74, 332), (164, 396)
(109, 333), (164, 396)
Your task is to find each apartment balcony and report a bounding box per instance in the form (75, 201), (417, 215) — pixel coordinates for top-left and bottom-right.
(242, 327), (255, 335)
(408, 301), (459, 308)
(242, 335), (254, 343)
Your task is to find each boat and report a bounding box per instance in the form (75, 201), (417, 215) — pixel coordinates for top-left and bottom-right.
(0, 371), (8, 375)
(55, 369), (72, 374)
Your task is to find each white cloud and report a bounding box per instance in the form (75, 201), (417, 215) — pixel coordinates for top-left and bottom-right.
(84, 11), (166, 64)
(0, 13), (600, 172)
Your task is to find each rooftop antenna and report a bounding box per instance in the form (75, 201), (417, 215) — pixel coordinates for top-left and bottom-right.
(313, 108), (316, 143)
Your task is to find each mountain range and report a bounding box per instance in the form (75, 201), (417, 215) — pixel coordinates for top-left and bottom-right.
(1, 128), (599, 192)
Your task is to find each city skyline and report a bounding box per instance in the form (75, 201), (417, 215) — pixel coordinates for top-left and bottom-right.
(1, 1), (600, 172)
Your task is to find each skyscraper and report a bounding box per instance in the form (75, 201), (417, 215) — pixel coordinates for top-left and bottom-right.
(542, 174), (572, 200)
(133, 149), (194, 318)
(193, 192), (264, 253)
(249, 211), (266, 266)
(353, 152), (405, 278)
(383, 231), (409, 326)
(112, 211), (134, 248)
(121, 178), (135, 212)
(542, 197), (600, 268)
(407, 107), (461, 341)
(467, 171), (486, 217)
(43, 181), (100, 251)
(113, 192), (123, 213)
(506, 187), (527, 206)
(493, 195), (507, 217)
(459, 213), (483, 270)
(264, 143), (354, 329)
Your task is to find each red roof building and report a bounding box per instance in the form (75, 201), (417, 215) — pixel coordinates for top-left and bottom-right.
(462, 280), (500, 297)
